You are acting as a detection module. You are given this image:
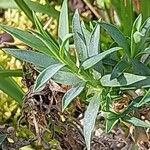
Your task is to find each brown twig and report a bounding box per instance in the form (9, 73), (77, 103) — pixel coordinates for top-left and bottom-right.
(82, 0), (101, 19)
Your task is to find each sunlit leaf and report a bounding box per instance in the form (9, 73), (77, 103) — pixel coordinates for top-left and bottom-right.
(0, 25), (52, 55)
(34, 64), (64, 92)
(62, 82), (85, 111)
(72, 10), (88, 62)
(82, 47), (121, 69)
(101, 73), (147, 87)
(124, 116), (150, 128)
(106, 112), (119, 132)
(88, 24), (100, 57)
(137, 89), (150, 107)
(4, 49), (58, 68)
(58, 0), (69, 51)
(83, 92), (100, 150)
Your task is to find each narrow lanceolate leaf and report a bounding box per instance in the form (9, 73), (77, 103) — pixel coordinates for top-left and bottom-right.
(34, 64), (64, 92)
(31, 31), (59, 58)
(88, 24), (100, 57)
(106, 112), (119, 132)
(84, 93), (100, 150)
(124, 117), (150, 128)
(0, 134), (7, 145)
(132, 59), (150, 76)
(0, 25), (51, 55)
(14, 0), (34, 24)
(82, 47), (121, 69)
(111, 59), (129, 80)
(58, 0), (69, 51)
(137, 89), (150, 107)
(52, 70), (81, 86)
(4, 49), (58, 68)
(98, 22), (130, 56)
(59, 33), (73, 57)
(25, 0), (59, 19)
(62, 82), (85, 111)
(72, 10), (88, 62)
(0, 69), (22, 77)
(101, 73), (147, 87)
(0, 67), (24, 104)
(138, 17), (150, 52)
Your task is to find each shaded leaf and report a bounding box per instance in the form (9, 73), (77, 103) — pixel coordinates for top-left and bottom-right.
(84, 92), (100, 150)
(111, 59), (129, 80)
(0, 134), (6, 145)
(98, 22), (130, 56)
(62, 82), (85, 111)
(132, 59), (150, 76)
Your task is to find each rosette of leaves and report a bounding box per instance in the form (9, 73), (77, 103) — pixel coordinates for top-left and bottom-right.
(1, 0), (150, 149)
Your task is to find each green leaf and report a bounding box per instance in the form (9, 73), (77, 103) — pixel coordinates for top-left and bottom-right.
(14, 0), (34, 24)
(82, 47), (121, 69)
(81, 22), (91, 49)
(31, 31), (59, 58)
(25, 0), (59, 19)
(0, 0), (17, 9)
(111, 59), (129, 80)
(101, 73), (147, 87)
(62, 82), (85, 111)
(32, 13), (59, 48)
(132, 59), (150, 76)
(0, 67), (24, 104)
(122, 78), (150, 89)
(138, 17), (150, 52)
(58, 0), (69, 51)
(34, 64), (64, 92)
(137, 89), (150, 107)
(0, 69), (22, 77)
(83, 92), (100, 150)
(0, 25), (52, 55)
(52, 70), (81, 85)
(131, 14), (142, 57)
(124, 116), (150, 128)
(0, 134), (6, 145)
(4, 49), (58, 68)
(88, 24), (100, 57)
(98, 22), (130, 56)
(106, 112), (119, 132)
(59, 33), (73, 57)
(72, 10), (88, 62)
